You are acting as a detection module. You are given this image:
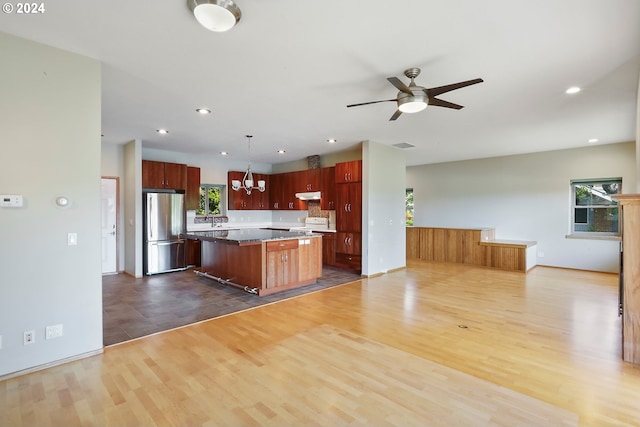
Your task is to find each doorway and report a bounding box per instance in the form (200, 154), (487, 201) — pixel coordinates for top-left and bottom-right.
(101, 177), (119, 274)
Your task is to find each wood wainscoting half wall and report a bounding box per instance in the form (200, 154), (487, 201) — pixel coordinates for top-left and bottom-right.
(406, 227), (536, 272)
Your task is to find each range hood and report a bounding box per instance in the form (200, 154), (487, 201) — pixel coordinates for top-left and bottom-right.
(295, 191), (321, 200)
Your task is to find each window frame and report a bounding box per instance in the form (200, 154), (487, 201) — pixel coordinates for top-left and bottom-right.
(569, 178), (621, 238)
(406, 188), (414, 226)
(196, 184), (226, 216)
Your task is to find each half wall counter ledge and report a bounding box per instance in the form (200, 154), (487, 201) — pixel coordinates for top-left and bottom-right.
(185, 228), (323, 296)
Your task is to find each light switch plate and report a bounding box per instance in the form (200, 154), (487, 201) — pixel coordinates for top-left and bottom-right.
(67, 233), (77, 246)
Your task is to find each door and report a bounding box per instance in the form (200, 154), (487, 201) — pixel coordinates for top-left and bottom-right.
(101, 177), (118, 274)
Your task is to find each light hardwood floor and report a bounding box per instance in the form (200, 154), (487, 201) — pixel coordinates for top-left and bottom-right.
(2, 261), (640, 426)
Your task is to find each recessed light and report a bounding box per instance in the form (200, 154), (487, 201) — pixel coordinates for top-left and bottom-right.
(565, 86), (581, 94)
(220, 151), (228, 156)
(588, 138), (599, 143)
(277, 149), (286, 154)
(156, 129), (169, 134)
(196, 108), (211, 114)
(326, 138), (337, 144)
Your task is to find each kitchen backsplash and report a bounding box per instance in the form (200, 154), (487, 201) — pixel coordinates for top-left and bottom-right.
(193, 215), (228, 224)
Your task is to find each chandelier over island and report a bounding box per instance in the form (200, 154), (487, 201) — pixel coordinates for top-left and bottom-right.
(231, 135), (266, 195)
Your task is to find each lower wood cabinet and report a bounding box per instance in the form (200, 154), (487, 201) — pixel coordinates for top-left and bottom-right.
(266, 240), (299, 289)
(335, 232), (361, 273)
(321, 233), (336, 266)
(335, 253), (362, 272)
(186, 238), (201, 267)
(298, 237), (323, 281)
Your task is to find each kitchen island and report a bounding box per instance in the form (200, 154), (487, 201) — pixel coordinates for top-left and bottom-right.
(185, 229), (322, 296)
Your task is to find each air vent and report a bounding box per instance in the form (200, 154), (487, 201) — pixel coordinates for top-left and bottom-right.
(392, 142), (415, 149)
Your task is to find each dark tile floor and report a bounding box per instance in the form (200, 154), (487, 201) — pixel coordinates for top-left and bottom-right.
(102, 266), (361, 346)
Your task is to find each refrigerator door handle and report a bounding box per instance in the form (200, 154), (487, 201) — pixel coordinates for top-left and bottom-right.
(154, 240), (185, 246)
(149, 197), (154, 240)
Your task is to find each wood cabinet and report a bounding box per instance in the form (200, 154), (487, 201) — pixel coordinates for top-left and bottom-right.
(336, 182), (362, 232)
(321, 232), (336, 266)
(142, 160), (187, 190)
(269, 171), (303, 210)
(282, 171), (303, 210)
(612, 194), (640, 364)
(186, 238), (201, 267)
(298, 169), (321, 192)
(269, 173), (283, 209)
(266, 239), (299, 289)
(320, 166), (336, 210)
(228, 171), (269, 210)
(228, 171), (251, 210)
(335, 160), (362, 183)
(186, 166), (201, 211)
(297, 237), (323, 282)
(252, 173), (270, 210)
(335, 160), (362, 273)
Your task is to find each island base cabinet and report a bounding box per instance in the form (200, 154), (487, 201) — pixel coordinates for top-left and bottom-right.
(266, 240), (299, 290)
(200, 240), (263, 289)
(196, 235), (323, 297)
(298, 237), (323, 281)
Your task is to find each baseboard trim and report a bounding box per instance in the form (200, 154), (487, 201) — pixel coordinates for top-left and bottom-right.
(0, 348), (104, 382)
(361, 265), (407, 278)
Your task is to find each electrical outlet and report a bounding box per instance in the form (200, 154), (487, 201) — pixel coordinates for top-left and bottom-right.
(46, 324), (63, 340)
(24, 330), (35, 345)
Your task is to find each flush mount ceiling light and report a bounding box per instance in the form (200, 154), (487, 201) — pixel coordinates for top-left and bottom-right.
(196, 108), (211, 114)
(156, 129), (169, 134)
(187, 0), (241, 32)
(231, 135), (265, 195)
(565, 86), (581, 94)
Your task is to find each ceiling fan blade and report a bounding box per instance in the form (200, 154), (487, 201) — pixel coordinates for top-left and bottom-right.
(389, 109), (403, 121)
(347, 99), (396, 108)
(426, 78), (484, 97)
(429, 98), (464, 110)
(387, 77), (413, 95)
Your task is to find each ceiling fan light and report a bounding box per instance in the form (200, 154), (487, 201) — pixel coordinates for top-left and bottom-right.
(397, 91), (428, 114)
(398, 100), (427, 113)
(188, 0), (241, 32)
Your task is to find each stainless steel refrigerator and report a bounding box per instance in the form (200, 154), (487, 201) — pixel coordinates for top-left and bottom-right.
(143, 191), (187, 275)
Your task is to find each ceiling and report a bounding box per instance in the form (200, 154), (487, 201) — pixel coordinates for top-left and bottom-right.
(1, 0), (639, 166)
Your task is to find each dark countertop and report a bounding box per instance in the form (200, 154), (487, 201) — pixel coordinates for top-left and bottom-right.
(185, 228), (322, 245)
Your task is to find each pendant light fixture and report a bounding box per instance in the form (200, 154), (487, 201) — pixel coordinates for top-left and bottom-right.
(231, 135), (265, 195)
(187, 0), (241, 32)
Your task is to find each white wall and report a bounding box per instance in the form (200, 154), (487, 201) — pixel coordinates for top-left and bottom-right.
(101, 143), (125, 272)
(407, 142), (636, 273)
(0, 33), (103, 376)
(362, 141), (407, 275)
(123, 140), (142, 277)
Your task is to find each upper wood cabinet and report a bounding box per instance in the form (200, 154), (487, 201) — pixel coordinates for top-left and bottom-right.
(269, 173), (283, 209)
(228, 171), (251, 210)
(298, 169), (321, 192)
(186, 166), (201, 211)
(252, 173), (270, 210)
(335, 160), (362, 183)
(228, 171), (270, 210)
(320, 166), (336, 210)
(142, 160), (187, 190)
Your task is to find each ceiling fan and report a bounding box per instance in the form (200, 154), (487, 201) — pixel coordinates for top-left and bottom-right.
(347, 68), (483, 121)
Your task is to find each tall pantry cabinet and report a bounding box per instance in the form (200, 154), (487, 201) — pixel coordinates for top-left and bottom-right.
(335, 160), (362, 273)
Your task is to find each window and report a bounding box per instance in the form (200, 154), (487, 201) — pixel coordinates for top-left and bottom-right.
(406, 188), (414, 226)
(570, 178), (621, 235)
(197, 184), (224, 216)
